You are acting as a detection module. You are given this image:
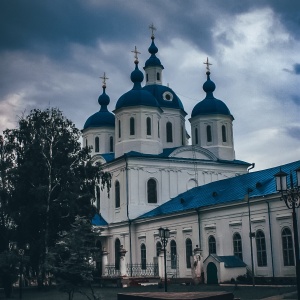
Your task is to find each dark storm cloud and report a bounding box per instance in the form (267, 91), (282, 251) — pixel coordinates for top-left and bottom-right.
(286, 126), (300, 140)
(293, 64), (300, 75)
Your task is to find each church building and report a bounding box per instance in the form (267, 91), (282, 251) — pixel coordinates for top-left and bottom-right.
(82, 27), (300, 284)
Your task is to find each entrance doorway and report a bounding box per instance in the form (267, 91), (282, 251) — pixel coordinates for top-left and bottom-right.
(207, 262), (218, 284)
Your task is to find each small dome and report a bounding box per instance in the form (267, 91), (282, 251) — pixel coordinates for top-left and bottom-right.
(84, 86), (115, 129)
(115, 62), (159, 110)
(144, 37), (164, 69)
(191, 72), (233, 118)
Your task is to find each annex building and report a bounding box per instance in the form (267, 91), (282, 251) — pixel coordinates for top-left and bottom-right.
(83, 28), (300, 284)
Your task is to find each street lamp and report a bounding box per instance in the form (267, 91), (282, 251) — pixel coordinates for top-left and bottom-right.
(274, 167), (300, 300)
(158, 227), (170, 292)
(9, 242), (30, 299)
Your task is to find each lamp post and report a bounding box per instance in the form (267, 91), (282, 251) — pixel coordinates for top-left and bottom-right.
(158, 227), (170, 292)
(274, 167), (300, 300)
(9, 242), (30, 299)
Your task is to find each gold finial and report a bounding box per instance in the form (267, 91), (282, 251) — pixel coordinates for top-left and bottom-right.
(149, 23), (156, 38)
(131, 46), (141, 64)
(203, 57), (212, 72)
(100, 72), (109, 88)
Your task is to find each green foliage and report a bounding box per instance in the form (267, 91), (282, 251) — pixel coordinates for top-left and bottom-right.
(48, 216), (101, 300)
(1, 108), (110, 285)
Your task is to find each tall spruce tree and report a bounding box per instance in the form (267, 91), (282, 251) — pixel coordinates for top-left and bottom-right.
(3, 108), (110, 285)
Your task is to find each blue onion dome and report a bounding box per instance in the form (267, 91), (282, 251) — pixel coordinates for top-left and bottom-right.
(143, 84), (186, 112)
(144, 36), (164, 69)
(191, 71), (233, 119)
(115, 60), (159, 110)
(83, 84), (115, 129)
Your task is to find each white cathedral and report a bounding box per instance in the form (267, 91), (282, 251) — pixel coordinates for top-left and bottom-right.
(82, 29), (300, 285)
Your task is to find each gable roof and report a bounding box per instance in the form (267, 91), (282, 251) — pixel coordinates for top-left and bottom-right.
(137, 160), (300, 220)
(204, 254), (247, 268)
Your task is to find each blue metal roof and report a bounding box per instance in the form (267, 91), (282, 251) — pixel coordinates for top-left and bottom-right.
(137, 160), (300, 219)
(143, 85), (185, 112)
(205, 254), (247, 268)
(83, 109), (115, 129)
(91, 213), (108, 226)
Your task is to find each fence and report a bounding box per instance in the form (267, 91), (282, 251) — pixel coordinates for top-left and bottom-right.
(104, 263), (158, 277)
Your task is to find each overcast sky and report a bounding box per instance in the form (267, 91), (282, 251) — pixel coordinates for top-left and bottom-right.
(1, 0), (299, 171)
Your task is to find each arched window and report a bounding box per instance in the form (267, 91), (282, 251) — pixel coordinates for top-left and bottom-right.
(233, 233), (243, 260)
(208, 235), (216, 254)
(146, 74), (149, 82)
(282, 227), (295, 266)
(256, 230), (267, 266)
(110, 136), (113, 152)
(195, 128), (198, 145)
(181, 126), (184, 145)
(206, 125), (212, 143)
(141, 244), (146, 269)
(118, 120), (121, 138)
(158, 121), (160, 138)
(147, 179), (157, 203)
(166, 122), (173, 143)
(157, 72), (160, 80)
(170, 240), (177, 269)
(85, 139), (88, 148)
(95, 137), (100, 153)
(130, 117), (135, 135)
(222, 125), (227, 142)
(115, 239), (121, 270)
(156, 241), (162, 257)
(115, 181), (120, 208)
(146, 117), (151, 135)
(185, 238), (193, 268)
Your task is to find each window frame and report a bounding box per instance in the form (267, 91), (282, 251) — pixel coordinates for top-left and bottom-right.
(208, 235), (216, 254)
(206, 125), (212, 143)
(185, 238), (193, 268)
(141, 243), (147, 269)
(170, 240), (177, 269)
(233, 232), (243, 260)
(147, 178), (157, 204)
(115, 181), (120, 208)
(166, 122), (173, 143)
(146, 117), (151, 136)
(256, 230), (267, 267)
(282, 227), (295, 266)
(130, 117), (135, 136)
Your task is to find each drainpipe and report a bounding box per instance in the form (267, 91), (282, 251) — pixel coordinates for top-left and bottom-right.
(125, 155), (133, 276)
(196, 208), (202, 251)
(266, 200), (275, 281)
(247, 188), (255, 287)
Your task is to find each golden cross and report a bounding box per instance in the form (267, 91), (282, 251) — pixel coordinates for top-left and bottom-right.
(203, 57), (212, 72)
(131, 46), (141, 62)
(100, 72), (109, 87)
(149, 23), (156, 38)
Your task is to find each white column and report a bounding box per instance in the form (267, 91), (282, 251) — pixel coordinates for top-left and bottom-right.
(101, 248), (108, 276)
(158, 250), (165, 278)
(119, 245), (127, 277)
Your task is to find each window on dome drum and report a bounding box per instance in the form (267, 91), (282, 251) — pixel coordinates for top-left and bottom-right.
(118, 120), (121, 138)
(115, 238), (121, 270)
(146, 117), (151, 135)
(157, 72), (160, 81)
(147, 179), (157, 203)
(115, 181), (120, 208)
(146, 74), (149, 82)
(110, 136), (113, 152)
(170, 240), (177, 269)
(195, 128), (198, 145)
(181, 126), (184, 146)
(233, 233), (243, 260)
(95, 137), (100, 153)
(256, 230), (267, 267)
(141, 244), (147, 269)
(206, 125), (212, 143)
(85, 139), (88, 148)
(130, 117), (135, 135)
(282, 227), (295, 266)
(222, 125), (227, 142)
(185, 238), (193, 268)
(166, 122), (173, 143)
(158, 121), (160, 138)
(208, 235), (216, 254)
(156, 241), (162, 257)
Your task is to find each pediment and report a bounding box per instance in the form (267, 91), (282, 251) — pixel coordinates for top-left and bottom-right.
(168, 146), (217, 161)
